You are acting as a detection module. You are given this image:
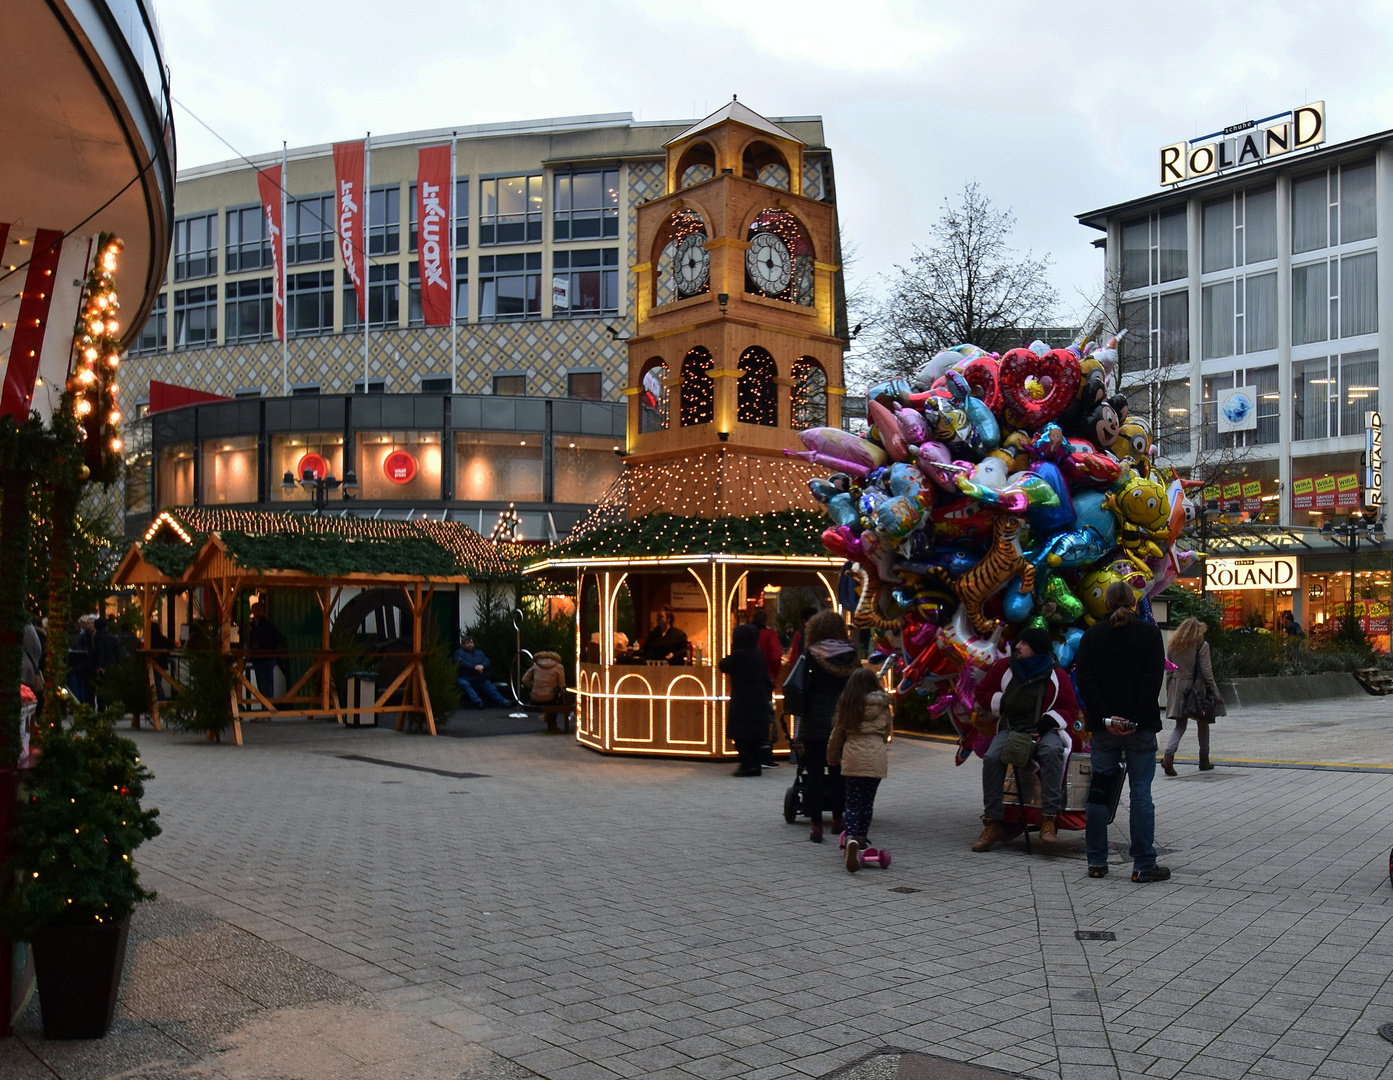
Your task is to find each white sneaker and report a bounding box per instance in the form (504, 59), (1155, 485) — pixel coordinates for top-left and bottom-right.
(844, 837), (861, 873)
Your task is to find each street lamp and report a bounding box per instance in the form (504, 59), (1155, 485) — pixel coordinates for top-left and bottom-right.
(1320, 514), (1385, 633)
(281, 467), (359, 512)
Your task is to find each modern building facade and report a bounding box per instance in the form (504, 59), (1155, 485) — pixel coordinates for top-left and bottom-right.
(1079, 114), (1391, 635)
(119, 109), (843, 539)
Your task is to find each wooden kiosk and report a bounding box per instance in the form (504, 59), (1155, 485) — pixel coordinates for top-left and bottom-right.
(524, 101), (849, 758)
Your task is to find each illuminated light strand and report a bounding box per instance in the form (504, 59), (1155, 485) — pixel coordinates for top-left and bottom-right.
(67, 234), (125, 472)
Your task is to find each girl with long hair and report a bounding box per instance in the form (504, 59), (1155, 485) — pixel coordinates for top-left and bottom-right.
(827, 666), (892, 872)
(1163, 617), (1226, 774)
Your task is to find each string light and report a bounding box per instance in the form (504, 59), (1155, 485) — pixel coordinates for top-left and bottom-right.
(790, 358), (828, 429)
(66, 233), (125, 476)
(746, 208), (813, 305)
(736, 348), (778, 426)
(679, 347), (715, 427)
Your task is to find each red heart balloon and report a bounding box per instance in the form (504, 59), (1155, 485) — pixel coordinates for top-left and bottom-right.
(960, 357), (1001, 412)
(998, 349), (1081, 431)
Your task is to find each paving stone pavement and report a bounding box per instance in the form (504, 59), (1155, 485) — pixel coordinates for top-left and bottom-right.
(9, 696), (1393, 1080)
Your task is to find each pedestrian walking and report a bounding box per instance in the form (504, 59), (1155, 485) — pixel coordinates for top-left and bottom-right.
(799, 610), (859, 843)
(1163, 618), (1225, 774)
(719, 623), (773, 777)
(971, 626), (1080, 852)
(826, 667), (891, 872)
(1074, 581), (1169, 883)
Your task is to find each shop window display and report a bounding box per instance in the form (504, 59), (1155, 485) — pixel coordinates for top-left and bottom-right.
(355, 431), (442, 502)
(455, 433), (542, 503)
(201, 436), (259, 505)
(271, 434), (345, 502)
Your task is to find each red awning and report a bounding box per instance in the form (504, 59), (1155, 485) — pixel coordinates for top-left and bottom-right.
(147, 380), (231, 414)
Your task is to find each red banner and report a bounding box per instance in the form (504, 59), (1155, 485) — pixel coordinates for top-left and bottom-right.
(415, 146), (452, 326)
(333, 141), (366, 324)
(1, 228), (64, 421)
(255, 166), (285, 342)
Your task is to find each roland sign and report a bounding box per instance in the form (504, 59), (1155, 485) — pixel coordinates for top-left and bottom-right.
(1160, 103), (1325, 186)
(1204, 556), (1299, 591)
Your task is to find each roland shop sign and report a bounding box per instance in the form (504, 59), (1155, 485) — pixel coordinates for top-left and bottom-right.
(1160, 102), (1324, 186)
(1204, 556), (1299, 591)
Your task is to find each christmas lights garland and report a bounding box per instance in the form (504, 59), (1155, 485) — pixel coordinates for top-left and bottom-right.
(68, 233), (125, 483)
(550, 510), (826, 559)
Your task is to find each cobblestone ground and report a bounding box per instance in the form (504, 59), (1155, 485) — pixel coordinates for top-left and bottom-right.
(8, 695), (1393, 1080)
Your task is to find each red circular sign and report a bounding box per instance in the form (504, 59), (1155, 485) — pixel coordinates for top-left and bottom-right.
(383, 449), (418, 484)
(296, 452), (330, 481)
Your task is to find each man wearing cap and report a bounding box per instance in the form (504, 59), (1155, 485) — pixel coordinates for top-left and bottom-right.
(971, 626), (1080, 851)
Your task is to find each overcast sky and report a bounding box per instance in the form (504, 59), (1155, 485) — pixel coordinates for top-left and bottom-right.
(163, 0), (1393, 331)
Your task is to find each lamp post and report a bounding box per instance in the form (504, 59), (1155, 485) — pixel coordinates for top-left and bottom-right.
(1320, 514), (1385, 634)
(281, 467), (359, 513)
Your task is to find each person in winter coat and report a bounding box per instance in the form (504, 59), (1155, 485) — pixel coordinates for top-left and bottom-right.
(1163, 617), (1226, 775)
(750, 608), (782, 769)
(452, 635), (509, 708)
(799, 609), (860, 842)
(719, 623), (774, 776)
(522, 651), (566, 705)
(826, 667), (892, 871)
(1074, 581), (1169, 883)
(971, 625), (1080, 852)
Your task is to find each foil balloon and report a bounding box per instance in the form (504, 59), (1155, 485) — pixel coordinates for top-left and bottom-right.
(999, 348), (1082, 430)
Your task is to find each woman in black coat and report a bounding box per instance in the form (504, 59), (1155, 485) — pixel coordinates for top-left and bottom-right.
(798, 610), (861, 842)
(720, 622), (773, 777)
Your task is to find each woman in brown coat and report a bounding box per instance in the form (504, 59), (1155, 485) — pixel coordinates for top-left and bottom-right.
(1163, 618), (1226, 774)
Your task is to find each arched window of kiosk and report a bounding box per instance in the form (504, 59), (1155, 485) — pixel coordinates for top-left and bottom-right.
(791, 357), (828, 429)
(639, 357), (670, 433)
(579, 573), (602, 664)
(680, 347), (714, 427)
(654, 208), (709, 308)
(745, 208), (814, 308)
(742, 141), (790, 190)
(676, 140), (716, 189)
(737, 346), (778, 427)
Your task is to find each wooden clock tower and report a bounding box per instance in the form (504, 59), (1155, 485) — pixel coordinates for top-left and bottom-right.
(620, 99), (845, 519)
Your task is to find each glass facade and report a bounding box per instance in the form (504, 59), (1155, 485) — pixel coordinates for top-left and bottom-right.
(456, 433), (542, 502)
(270, 434), (345, 502)
(355, 431), (442, 502)
(201, 435), (258, 504)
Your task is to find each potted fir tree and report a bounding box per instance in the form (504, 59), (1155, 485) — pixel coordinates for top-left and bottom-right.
(1, 707), (160, 1038)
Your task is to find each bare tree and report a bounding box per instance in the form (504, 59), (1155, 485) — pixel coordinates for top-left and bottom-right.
(870, 182), (1058, 380)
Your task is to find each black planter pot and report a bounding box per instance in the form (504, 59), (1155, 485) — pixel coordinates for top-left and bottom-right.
(31, 916), (130, 1039)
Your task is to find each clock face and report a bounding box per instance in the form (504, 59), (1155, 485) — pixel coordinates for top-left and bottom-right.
(746, 232), (791, 295)
(674, 232), (709, 296)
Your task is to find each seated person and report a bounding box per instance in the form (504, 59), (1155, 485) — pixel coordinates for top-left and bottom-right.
(641, 606), (688, 665)
(451, 634), (509, 708)
(522, 651), (566, 704)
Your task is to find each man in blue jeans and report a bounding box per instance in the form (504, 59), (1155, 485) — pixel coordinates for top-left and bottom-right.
(1073, 581), (1169, 883)
(452, 634), (509, 708)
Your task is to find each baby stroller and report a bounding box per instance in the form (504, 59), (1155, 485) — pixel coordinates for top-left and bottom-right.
(783, 751), (811, 823)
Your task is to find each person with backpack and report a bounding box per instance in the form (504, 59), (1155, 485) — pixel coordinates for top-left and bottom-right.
(826, 667), (892, 872)
(1163, 618), (1226, 775)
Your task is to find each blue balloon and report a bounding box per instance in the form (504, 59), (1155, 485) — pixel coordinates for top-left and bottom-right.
(1001, 576), (1034, 622)
(1071, 490), (1118, 545)
(827, 492), (859, 528)
(1026, 461), (1075, 534)
(1053, 626), (1084, 668)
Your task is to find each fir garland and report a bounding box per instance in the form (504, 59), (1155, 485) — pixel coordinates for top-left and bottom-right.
(547, 510), (828, 559)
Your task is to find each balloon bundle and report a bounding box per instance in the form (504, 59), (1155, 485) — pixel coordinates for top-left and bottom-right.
(792, 336), (1200, 761)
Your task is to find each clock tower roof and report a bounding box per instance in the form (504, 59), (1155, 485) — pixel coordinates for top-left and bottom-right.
(666, 98), (806, 149)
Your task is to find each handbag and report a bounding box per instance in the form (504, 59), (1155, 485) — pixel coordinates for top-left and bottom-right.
(1180, 645), (1217, 722)
(781, 653), (810, 717)
(1000, 680), (1048, 767)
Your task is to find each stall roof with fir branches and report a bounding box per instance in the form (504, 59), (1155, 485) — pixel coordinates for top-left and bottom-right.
(533, 509), (831, 563)
(127, 508), (508, 581)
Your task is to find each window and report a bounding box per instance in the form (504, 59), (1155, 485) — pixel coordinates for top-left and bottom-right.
(493, 374), (526, 396)
(1158, 380), (1191, 457)
(792, 358), (828, 429)
(173, 285), (217, 348)
(1201, 185), (1277, 272)
(290, 384), (320, 396)
(1201, 281), (1234, 359)
(479, 175), (543, 245)
(419, 376), (452, 393)
(368, 185), (401, 256)
(409, 178), (469, 251)
(553, 434), (622, 503)
(201, 435), (258, 505)
(1293, 160), (1377, 254)
(356, 431), (442, 502)
(479, 253), (541, 320)
(1202, 196), (1234, 273)
(1341, 252), (1378, 337)
(132, 294), (167, 355)
(553, 169), (619, 241)
(1245, 185), (1277, 262)
(287, 194), (334, 264)
(737, 347), (778, 426)
(1292, 261), (1329, 345)
(455, 433), (542, 502)
(1202, 367), (1276, 450)
(226, 205), (270, 273)
(1293, 353), (1380, 441)
(124, 451), (152, 515)
(1244, 272), (1278, 353)
(1122, 290), (1189, 370)
(173, 213), (217, 281)
(343, 264), (400, 329)
(680, 347), (714, 426)
(271, 434), (345, 502)
(287, 271), (334, 336)
(568, 372), (603, 400)
(411, 257), (468, 324)
(224, 277), (276, 343)
(155, 443), (194, 509)
(1120, 206), (1186, 291)
(639, 359), (669, 433)
(1249, 365), (1280, 445)
(351, 379), (386, 394)
(552, 249), (619, 316)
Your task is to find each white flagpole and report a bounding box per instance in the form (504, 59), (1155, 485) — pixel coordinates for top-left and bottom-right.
(281, 140), (289, 396)
(362, 131), (370, 393)
(450, 131), (458, 393)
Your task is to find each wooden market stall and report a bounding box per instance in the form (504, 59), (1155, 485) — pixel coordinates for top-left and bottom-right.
(111, 508), (505, 744)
